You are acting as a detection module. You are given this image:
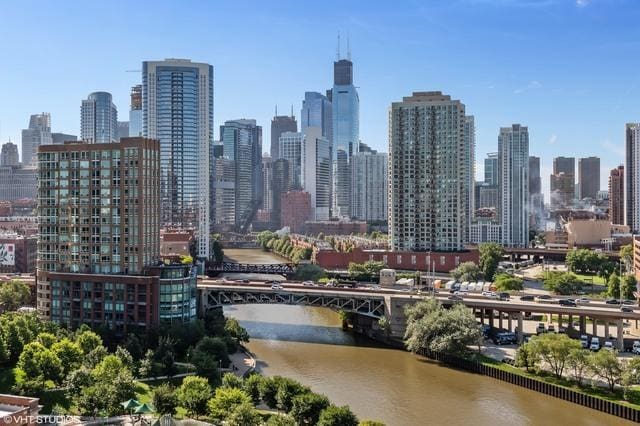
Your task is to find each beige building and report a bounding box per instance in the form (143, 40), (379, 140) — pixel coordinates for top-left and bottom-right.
(562, 219), (629, 248)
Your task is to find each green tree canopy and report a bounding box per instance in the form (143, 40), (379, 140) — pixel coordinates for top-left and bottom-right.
(177, 376), (212, 418)
(225, 318), (250, 346)
(621, 274), (637, 300)
(543, 271), (581, 295)
(607, 272), (621, 299)
(478, 242), (504, 281)
(528, 333), (582, 378)
(493, 274), (524, 291)
(207, 386), (252, 423)
(294, 264), (327, 281)
(348, 260), (386, 282)
(242, 373), (263, 405)
(450, 261), (482, 282)
(75, 330), (103, 354)
(290, 392), (330, 425)
(0, 280), (31, 311)
(153, 383), (178, 416)
(317, 405), (359, 426)
(588, 349), (623, 391)
(226, 402), (262, 426)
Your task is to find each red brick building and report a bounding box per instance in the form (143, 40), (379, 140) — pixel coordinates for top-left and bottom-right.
(303, 219), (368, 236)
(281, 191), (311, 234)
(314, 247), (479, 273)
(0, 233), (36, 273)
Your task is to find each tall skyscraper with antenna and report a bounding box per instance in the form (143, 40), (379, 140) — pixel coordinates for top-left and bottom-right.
(270, 106), (297, 160)
(331, 35), (359, 218)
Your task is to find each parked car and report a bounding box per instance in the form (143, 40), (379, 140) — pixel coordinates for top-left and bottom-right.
(621, 306), (634, 313)
(481, 324), (491, 338)
(536, 323), (546, 334)
(520, 295), (535, 302)
(547, 325), (556, 333)
(603, 341), (615, 352)
(632, 341), (640, 355)
(494, 332), (517, 345)
(605, 299), (621, 305)
(580, 335), (589, 348)
(590, 337), (601, 352)
(559, 299), (577, 307)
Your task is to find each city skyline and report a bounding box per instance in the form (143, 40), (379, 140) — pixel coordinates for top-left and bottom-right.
(1, 1), (639, 199)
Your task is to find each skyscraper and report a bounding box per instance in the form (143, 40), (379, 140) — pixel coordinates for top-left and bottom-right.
(529, 156), (544, 231)
(626, 123), (640, 232)
(129, 85), (142, 137)
(143, 59), (212, 258)
(331, 56), (359, 218)
(464, 116), (476, 227)
(220, 119), (262, 230)
(553, 156), (576, 176)
(270, 112), (297, 160)
(551, 156), (576, 208)
(21, 113), (52, 166)
(117, 121), (129, 140)
(499, 124), (529, 248)
(609, 165), (624, 226)
(578, 156), (600, 200)
(389, 91), (471, 252)
(1, 142), (19, 166)
(81, 92), (118, 143)
(529, 156), (541, 194)
(272, 158), (290, 229)
(301, 91), (332, 142)
(484, 153), (499, 186)
(262, 154), (273, 213)
(351, 150), (388, 222)
(51, 133), (77, 144)
(301, 127), (332, 220)
(278, 132), (303, 188)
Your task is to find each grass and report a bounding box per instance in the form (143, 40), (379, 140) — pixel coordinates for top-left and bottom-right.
(570, 272), (607, 286)
(470, 353), (640, 409)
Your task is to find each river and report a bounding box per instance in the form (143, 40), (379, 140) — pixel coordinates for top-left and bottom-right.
(223, 249), (631, 425)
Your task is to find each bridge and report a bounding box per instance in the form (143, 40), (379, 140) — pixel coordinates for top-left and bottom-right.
(206, 262), (297, 276)
(197, 280), (640, 350)
(199, 283), (385, 318)
(504, 247), (621, 262)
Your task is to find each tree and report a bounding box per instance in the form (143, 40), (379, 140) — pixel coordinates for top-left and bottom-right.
(16, 341), (62, 387)
(36, 332), (56, 348)
(259, 376), (282, 409)
(138, 349), (155, 378)
(123, 333), (144, 361)
(225, 318), (250, 346)
(257, 231), (276, 249)
(449, 261), (482, 282)
(543, 271), (581, 295)
(275, 377), (310, 412)
(177, 376), (212, 418)
(191, 336), (228, 383)
(607, 272), (621, 299)
(114, 346), (134, 371)
(222, 372), (243, 389)
(359, 421), (386, 426)
(403, 298), (482, 355)
(567, 348), (589, 385)
(588, 350), (623, 391)
(226, 402), (262, 426)
(51, 338), (83, 376)
(266, 414), (297, 426)
(153, 383), (178, 416)
(478, 242), (504, 281)
(317, 405), (359, 426)
(212, 239), (225, 263)
(493, 274), (524, 291)
(348, 261), (385, 282)
(75, 330), (102, 354)
(0, 280), (31, 311)
(243, 373), (263, 405)
(64, 367), (93, 398)
(621, 275), (637, 300)
(294, 264), (327, 281)
(528, 334), (581, 378)
(515, 343), (539, 373)
(290, 392), (330, 425)
(620, 244), (633, 272)
(155, 336), (177, 377)
(207, 386), (252, 423)
(622, 357), (640, 400)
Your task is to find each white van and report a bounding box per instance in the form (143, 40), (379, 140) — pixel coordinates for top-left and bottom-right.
(590, 337), (601, 352)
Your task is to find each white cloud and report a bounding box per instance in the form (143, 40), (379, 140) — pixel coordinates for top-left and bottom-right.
(514, 80), (542, 94)
(548, 134), (558, 145)
(576, 0), (591, 7)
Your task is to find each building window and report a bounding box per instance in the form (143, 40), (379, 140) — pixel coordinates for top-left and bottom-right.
(382, 255), (388, 264)
(397, 255), (402, 264)
(440, 256), (446, 265)
(411, 255), (416, 265)
(455, 256), (460, 266)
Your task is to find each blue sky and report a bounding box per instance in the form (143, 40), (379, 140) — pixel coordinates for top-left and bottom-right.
(1, 0), (639, 198)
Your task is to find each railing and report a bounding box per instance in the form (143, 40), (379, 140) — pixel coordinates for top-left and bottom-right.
(418, 348), (640, 422)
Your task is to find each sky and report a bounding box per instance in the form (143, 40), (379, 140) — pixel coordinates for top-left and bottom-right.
(1, 0), (639, 199)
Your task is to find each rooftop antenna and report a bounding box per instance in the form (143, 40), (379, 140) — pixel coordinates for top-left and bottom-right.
(290, 104), (294, 118)
(336, 31), (341, 60)
(347, 32), (351, 60)
(275, 105), (278, 117)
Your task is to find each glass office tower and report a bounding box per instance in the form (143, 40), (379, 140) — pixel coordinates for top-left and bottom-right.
(81, 92), (118, 144)
(142, 59), (213, 259)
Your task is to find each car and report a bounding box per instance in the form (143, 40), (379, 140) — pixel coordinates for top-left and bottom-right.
(590, 337), (601, 352)
(270, 284), (283, 290)
(580, 335), (589, 348)
(559, 299), (577, 307)
(575, 298), (591, 305)
(535, 295), (553, 303)
(603, 341), (615, 351)
(547, 325), (556, 333)
(536, 323), (546, 334)
(302, 281), (314, 286)
(632, 341), (640, 355)
(606, 299), (621, 305)
(494, 332), (517, 345)
(520, 295), (535, 302)
(448, 295), (463, 302)
(242, 279), (250, 283)
(622, 300), (636, 306)
(453, 290), (468, 295)
(621, 306), (634, 313)
(498, 292), (510, 301)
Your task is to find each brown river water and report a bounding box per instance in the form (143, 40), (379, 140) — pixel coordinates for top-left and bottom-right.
(223, 249), (631, 426)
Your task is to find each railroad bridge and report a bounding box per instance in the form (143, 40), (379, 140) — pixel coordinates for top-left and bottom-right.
(206, 262), (297, 277)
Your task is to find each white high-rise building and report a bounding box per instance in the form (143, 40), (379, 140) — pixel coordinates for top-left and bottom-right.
(499, 124), (529, 248)
(301, 127), (332, 220)
(389, 91), (471, 252)
(351, 151), (388, 222)
(279, 132), (303, 189)
(464, 115), (476, 227)
(626, 123), (640, 233)
(143, 59), (212, 259)
(21, 113), (52, 166)
(81, 92), (118, 143)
